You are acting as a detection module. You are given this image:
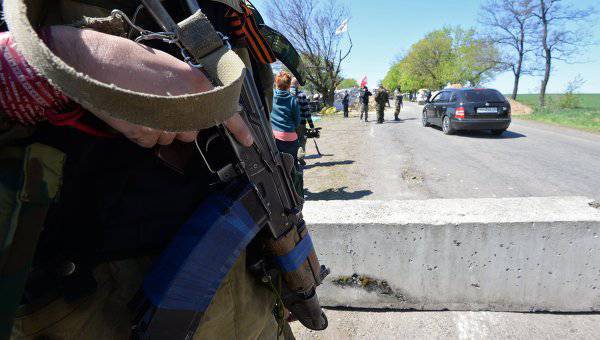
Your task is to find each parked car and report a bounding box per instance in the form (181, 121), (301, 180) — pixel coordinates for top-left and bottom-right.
(422, 88), (511, 135)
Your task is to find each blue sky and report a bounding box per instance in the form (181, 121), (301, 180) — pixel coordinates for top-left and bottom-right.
(251, 0), (600, 93)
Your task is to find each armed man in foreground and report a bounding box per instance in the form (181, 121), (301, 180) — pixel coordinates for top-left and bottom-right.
(0, 0), (329, 339)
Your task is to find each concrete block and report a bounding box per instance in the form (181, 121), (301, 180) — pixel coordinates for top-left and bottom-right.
(304, 197), (600, 312)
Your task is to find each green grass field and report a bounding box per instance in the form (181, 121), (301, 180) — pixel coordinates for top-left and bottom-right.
(513, 94), (600, 133)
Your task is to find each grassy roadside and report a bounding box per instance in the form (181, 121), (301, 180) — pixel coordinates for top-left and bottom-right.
(513, 94), (600, 133)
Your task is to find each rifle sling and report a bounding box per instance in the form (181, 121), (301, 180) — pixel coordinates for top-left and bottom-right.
(3, 0), (246, 131)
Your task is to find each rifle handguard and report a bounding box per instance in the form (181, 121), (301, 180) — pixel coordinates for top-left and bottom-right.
(266, 222), (329, 330)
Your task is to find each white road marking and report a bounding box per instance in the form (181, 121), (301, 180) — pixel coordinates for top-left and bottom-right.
(455, 312), (491, 340)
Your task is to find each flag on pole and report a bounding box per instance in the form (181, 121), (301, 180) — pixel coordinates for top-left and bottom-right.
(335, 19), (349, 35)
(360, 76), (368, 88)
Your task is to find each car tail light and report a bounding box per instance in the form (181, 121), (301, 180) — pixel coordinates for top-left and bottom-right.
(455, 107), (465, 119)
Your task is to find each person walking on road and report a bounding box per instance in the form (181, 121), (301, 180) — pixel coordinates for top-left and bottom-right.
(360, 86), (372, 122)
(375, 87), (390, 124)
(291, 77), (314, 166)
(342, 90), (350, 118)
(394, 88), (403, 121)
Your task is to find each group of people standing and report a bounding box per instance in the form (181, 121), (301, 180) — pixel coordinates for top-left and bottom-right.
(270, 77), (406, 170)
(354, 86), (404, 123)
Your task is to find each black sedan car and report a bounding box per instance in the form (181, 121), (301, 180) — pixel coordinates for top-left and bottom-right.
(422, 88), (511, 135)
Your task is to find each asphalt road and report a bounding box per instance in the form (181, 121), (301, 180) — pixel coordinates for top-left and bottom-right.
(291, 310), (600, 340)
(303, 102), (600, 201)
(298, 103), (600, 339)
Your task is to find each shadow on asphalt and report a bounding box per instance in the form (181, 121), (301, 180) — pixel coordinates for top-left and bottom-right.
(303, 160), (355, 170)
(304, 187), (373, 200)
(457, 130), (527, 139)
(304, 153), (333, 160)
(429, 126), (527, 139)
(373, 118), (418, 124)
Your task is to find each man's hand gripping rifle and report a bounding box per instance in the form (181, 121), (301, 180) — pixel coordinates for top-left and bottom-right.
(130, 1), (329, 338)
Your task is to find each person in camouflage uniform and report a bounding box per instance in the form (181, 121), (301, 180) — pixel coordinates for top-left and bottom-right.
(0, 0), (297, 339)
(394, 88), (403, 121)
(359, 86), (372, 122)
(375, 87), (390, 124)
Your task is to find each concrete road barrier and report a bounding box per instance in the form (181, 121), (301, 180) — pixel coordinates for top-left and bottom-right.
(304, 196), (600, 312)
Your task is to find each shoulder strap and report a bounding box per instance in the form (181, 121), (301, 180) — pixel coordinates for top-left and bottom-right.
(4, 0), (246, 132)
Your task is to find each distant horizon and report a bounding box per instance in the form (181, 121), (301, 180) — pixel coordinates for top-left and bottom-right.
(506, 93), (600, 95)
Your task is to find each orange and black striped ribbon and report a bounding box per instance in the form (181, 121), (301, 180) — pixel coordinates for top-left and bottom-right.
(224, 3), (276, 64)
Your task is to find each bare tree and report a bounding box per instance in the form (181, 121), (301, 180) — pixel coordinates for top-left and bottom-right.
(533, 0), (595, 107)
(480, 0), (537, 100)
(266, 0), (352, 105)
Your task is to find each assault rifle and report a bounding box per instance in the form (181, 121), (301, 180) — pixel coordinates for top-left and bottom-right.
(128, 1), (329, 338)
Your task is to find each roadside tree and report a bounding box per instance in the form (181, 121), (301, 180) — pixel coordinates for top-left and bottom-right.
(383, 59), (420, 93)
(479, 0), (537, 100)
(451, 28), (505, 87)
(558, 74), (585, 109)
(266, 0), (352, 106)
(383, 27), (502, 92)
(533, 0), (595, 107)
(338, 78), (358, 89)
(403, 29), (455, 90)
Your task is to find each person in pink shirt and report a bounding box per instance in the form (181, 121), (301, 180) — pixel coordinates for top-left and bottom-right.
(270, 71), (301, 166)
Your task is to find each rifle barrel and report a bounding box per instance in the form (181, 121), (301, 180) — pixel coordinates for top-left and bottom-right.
(185, 0), (201, 13)
(140, 0), (179, 33)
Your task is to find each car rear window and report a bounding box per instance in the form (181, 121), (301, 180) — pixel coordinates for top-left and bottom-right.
(463, 89), (505, 102)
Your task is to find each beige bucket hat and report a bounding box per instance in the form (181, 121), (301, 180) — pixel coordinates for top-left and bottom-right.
(3, 0), (247, 131)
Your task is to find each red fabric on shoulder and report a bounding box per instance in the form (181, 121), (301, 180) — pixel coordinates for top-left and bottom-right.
(0, 31), (113, 137)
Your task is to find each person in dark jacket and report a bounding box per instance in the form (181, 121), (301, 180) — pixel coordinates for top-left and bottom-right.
(394, 88), (403, 121)
(342, 91), (350, 118)
(360, 86), (372, 122)
(375, 87), (389, 124)
(291, 77), (314, 166)
(271, 71), (301, 166)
